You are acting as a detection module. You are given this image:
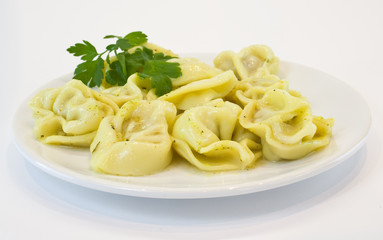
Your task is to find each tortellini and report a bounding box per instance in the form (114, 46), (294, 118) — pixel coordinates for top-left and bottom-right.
(30, 42), (334, 176)
(124, 73), (158, 101)
(172, 99), (262, 171)
(127, 58), (228, 109)
(100, 81), (143, 107)
(159, 70), (238, 110)
(239, 89), (334, 161)
(29, 80), (119, 147)
(90, 99), (177, 176)
(226, 76), (289, 108)
(167, 57), (223, 87)
(214, 45), (279, 80)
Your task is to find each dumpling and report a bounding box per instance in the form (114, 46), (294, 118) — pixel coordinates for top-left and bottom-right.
(29, 80), (119, 147)
(172, 99), (261, 171)
(90, 99), (177, 176)
(167, 57), (223, 87)
(100, 80), (143, 107)
(159, 70), (238, 110)
(125, 58), (224, 104)
(239, 88), (334, 161)
(125, 73), (159, 101)
(226, 76), (289, 107)
(214, 45), (279, 80)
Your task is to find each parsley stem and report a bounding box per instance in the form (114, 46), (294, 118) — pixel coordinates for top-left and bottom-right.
(98, 50), (109, 57)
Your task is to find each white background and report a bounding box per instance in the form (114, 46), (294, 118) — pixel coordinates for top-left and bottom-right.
(1, 0), (383, 239)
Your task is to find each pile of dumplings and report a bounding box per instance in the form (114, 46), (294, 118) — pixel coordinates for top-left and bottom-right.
(29, 44), (334, 176)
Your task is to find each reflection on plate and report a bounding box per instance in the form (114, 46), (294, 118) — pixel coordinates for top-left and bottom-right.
(12, 55), (371, 199)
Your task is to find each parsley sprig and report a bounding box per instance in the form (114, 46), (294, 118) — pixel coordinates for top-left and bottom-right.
(67, 31), (181, 96)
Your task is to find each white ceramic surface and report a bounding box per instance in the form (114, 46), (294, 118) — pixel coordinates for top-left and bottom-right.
(12, 56), (371, 199)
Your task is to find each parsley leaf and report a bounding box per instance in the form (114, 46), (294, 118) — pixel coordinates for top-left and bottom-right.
(138, 59), (181, 96)
(106, 44), (118, 51)
(143, 60), (182, 79)
(116, 39), (131, 50)
(104, 35), (121, 39)
(123, 47), (181, 96)
(105, 61), (126, 86)
(150, 75), (173, 96)
(67, 40), (98, 61)
(123, 31), (148, 47)
(73, 57), (104, 87)
(67, 31), (181, 96)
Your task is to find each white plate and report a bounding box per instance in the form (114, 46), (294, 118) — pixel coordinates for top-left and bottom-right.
(12, 55), (371, 199)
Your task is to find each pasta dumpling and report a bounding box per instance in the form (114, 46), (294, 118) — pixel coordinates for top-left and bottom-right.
(125, 73), (159, 101)
(172, 99), (261, 171)
(227, 76), (289, 107)
(29, 80), (119, 147)
(214, 45), (279, 80)
(167, 57), (223, 87)
(29, 39), (335, 176)
(90, 99), (177, 176)
(240, 88), (334, 161)
(126, 58), (224, 103)
(100, 81), (143, 107)
(159, 70), (238, 110)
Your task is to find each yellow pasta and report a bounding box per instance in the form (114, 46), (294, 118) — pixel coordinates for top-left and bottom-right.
(29, 41), (334, 176)
(172, 99), (262, 171)
(159, 70), (238, 110)
(90, 99), (177, 176)
(29, 80), (118, 147)
(100, 80), (143, 107)
(214, 45), (279, 80)
(226, 76), (289, 108)
(239, 89), (334, 161)
(167, 57), (223, 88)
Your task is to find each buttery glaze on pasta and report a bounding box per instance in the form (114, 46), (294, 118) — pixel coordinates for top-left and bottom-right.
(29, 80), (118, 147)
(29, 43), (334, 176)
(239, 89), (334, 161)
(172, 99), (262, 171)
(90, 99), (176, 176)
(214, 45), (279, 80)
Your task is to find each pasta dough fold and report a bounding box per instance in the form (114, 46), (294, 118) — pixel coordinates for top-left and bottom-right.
(126, 58), (225, 104)
(240, 89), (334, 161)
(227, 76), (289, 107)
(214, 45), (279, 80)
(160, 70), (238, 110)
(29, 80), (119, 147)
(167, 57), (223, 87)
(90, 99), (177, 176)
(172, 99), (261, 171)
(100, 81), (143, 107)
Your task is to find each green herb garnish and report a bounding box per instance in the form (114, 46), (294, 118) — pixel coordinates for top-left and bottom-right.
(66, 31), (181, 96)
